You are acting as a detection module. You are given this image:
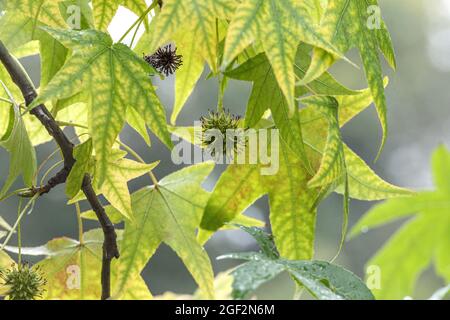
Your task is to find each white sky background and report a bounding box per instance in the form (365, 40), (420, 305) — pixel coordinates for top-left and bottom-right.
(107, 0), (154, 47)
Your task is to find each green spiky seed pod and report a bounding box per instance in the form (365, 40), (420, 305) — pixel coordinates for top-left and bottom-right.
(200, 110), (245, 159)
(0, 263), (47, 300)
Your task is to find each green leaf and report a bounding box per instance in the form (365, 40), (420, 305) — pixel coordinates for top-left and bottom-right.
(29, 28), (172, 185)
(234, 225), (279, 259)
(92, 0), (148, 31)
(231, 259), (285, 299)
(15, 229), (152, 300)
(302, 0), (396, 157)
(6, 0), (67, 29)
(136, 0), (236, 72)
(94, 149), (159, 221)
(225, 45), (356, 170)
(202, 140), (318, 261)
(350, 145), (450, 299)
(66, 138), (93, 199)
(0, 83), (36, 197)
(171, 31), (205, 124)
(0, 250), (14, 269)
(116, 163), (216, 298)
(127, 106), (151, 146)
(284, 260), (374, 300)
(303, 96), (345, 188)
(223, 0), (348, 113)
(220, 231), (373, 300)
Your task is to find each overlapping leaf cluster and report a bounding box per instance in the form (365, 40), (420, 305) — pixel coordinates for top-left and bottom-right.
(0, 0), (423, 300)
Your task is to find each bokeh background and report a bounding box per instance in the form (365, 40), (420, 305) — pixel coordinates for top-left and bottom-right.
(1, 0), (449, 299)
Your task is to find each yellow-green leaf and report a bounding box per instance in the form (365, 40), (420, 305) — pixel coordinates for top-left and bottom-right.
(223, 0), (348, 113)
(96, 149), (158, 221)
(136, 0), (235, 72)
(350, 145), (450, 299)
(116, 163), (216, 298)
(0, 84), (36, 197)
(171, 31), (205, 124)
(66, 138), (93, 199)
(24, 229), (152, 300)
(302, 0), (396, 158)
(92, 0), (148, 31)
(29, 28), (172, 185)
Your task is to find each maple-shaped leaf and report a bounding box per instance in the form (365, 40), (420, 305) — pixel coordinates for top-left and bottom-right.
(29, 28), (172, 186)
(0, 82), (36, 197)
(66, 138), (94, 199)
(300, 79), (411, 201)
(0, 1), (93, 118)
(67, 146), (158, 221)
(94, 149), (159, 221)
(5, 0), (67, 29)
(301, 0), (396, 158)
(92, 0), (148, 31)
(201, 88), (409, 261)
(222, 0), (349, 113)
(135, 0), (237, 72)
(170, 30), (206, 125)
(202, 140), (318, 261)
(104, 163), (216, 298)
(225, 44), (356, 170)
(350, 145), (450, 299)
(6, 229), (151, 300)
(218, 226), (374, 300)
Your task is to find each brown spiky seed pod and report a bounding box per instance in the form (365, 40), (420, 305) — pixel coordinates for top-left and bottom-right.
(144, 44), (183, 76)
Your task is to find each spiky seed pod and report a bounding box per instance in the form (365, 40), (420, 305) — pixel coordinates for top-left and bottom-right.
(143, 44), (183, 76)
(200, 110), (245, 159)
(0, 263), (47, 300)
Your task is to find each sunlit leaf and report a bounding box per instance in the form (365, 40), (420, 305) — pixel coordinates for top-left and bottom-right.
(350, 145), (450, 299)
(115, 163), (216, 298)
(29, 28), (172, 186)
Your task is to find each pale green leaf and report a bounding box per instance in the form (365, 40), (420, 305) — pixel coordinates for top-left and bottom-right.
(66, 138), (93, 199)
(351, 146), (450, 298)
(0, 86), (36, 197)
(29, 28), (172, 185)
(137, 0), (236, 72)
(223, 0), (348, 113)
(92, 0), (148, 31)
(171, 31), (205, 124)
(302, 0), (396, 157)
(116, 163), (216, 298)
(96, 149), (159, 221)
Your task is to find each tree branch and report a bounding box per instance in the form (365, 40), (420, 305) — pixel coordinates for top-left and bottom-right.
(0, 41), (119, 300)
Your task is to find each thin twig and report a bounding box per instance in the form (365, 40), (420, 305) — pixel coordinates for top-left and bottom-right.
(0, 41), (119, 300)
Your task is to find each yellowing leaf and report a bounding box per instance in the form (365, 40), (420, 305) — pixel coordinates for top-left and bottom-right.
(303, 96), (345, 188)
(95, 149), (158, 221)
(115, 163), (216, 298)
(225, 45), (356, 171)
(223, 0), (347, 113)
(29, 28), (172, 185)
(302, 0), (396, 157)
(202, 141), (318, 261)
(18, 229), (152, 300)
(66, 139), (93, 199)
(92, 0), (148, 31)
(6, 0), (67, 29)
(136, 0), (236, 72)
(171, 31), (205, 124)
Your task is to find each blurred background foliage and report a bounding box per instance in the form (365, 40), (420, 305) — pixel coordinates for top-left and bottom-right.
(0, 0), (449, 299)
